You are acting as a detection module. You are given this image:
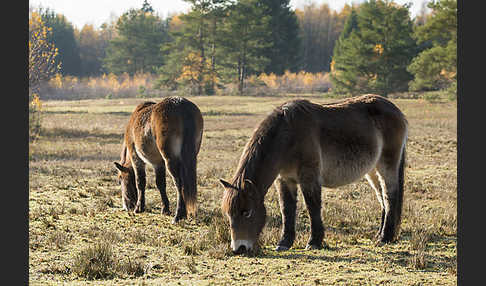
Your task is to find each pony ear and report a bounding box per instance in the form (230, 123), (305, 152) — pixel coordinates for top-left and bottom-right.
(219, 179), (237, 190)
(114, 162), (129, 173)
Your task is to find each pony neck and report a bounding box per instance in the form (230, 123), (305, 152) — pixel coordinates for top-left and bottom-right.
(231, 143), (283, 198)
(120, 142), (133, 169)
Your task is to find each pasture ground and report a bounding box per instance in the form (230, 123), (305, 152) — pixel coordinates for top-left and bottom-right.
(29, 94), (457, 285)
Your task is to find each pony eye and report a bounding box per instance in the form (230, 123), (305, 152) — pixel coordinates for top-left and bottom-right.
(242, 209), (253, 218)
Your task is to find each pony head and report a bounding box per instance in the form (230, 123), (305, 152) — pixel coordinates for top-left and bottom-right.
(220, 178), (266, 254)
(114, 162), (137, 211)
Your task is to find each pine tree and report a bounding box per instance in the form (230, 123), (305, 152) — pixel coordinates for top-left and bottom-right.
(157, 0), (229, 95)
(103, 5), (169, 75)
(330, 8), (364, 94)
(219, 0), (272, 94)
(331, 0), (417, 97)
(77, 24), (105, 76)
(141, 0), (154, 13)
(261, 0), (301, 75)
(407, 0), (456, 91)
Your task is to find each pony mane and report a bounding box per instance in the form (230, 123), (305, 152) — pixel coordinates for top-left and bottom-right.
(134, 101), (156, 112)
(231, 100), (314, 191)
(231, 106), (286, 189)
(119, 141), (129, 166)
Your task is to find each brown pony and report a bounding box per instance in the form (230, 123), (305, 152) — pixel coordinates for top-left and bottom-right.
(220, 94), (408, 253)
(115, 96), (203, 223)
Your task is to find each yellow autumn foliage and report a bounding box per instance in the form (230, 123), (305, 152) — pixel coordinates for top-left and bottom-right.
(257, 70), (331, 93)
(29, 11), (60, 92)
(29, 10), (60, 140)
(374, 44), (384, 55)
(177, 52), (216, 87)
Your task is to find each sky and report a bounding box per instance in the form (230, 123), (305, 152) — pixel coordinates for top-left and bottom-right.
(29, 0), (428, 30)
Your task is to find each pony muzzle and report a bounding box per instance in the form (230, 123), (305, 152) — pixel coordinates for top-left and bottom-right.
(231, 239), (253, 254)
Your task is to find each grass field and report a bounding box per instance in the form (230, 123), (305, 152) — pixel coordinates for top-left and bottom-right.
(29, 94), (457, 285)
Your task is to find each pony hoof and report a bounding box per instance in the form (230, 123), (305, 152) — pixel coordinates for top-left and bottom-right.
(172, 216), (185, 224)
(375, 240), (386, 247)
(305, 244), (322, 250)
(375, 234), (394, 246)
(275, 245), (290, 251)
(161, 208), (171, 215)
(375, 237), (394, 246)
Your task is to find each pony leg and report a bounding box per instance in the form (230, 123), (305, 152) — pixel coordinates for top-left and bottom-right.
(365, 170), (385, 239)
(165, 157), (187, 223)
(299, 170), (324, 250)
(275, 176), (298, 251)
(132, 161), (147, 214)
(154, 164), (171, 215)
(376, 154), (405, 243)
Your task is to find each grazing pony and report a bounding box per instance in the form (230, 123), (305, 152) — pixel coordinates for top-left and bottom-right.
(220, 94), (408, 253)
(115, 96), (203, 223)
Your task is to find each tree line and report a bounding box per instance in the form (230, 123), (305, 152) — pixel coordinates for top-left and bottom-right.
(29, 0), (457, 97)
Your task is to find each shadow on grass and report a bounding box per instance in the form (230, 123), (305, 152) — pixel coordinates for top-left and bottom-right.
(46, 110), (133, 116)
(30, 151), (120, 162)
(45, 110), (89, 114)
(42, 127), (122, 141)
(202, 110), (253, 116)
(103, 111), (132, 116)
(257, 234), (456, 273)
(47, 110), (252, 117)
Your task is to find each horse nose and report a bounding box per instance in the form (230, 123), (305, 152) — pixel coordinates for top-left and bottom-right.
(233, 245), (247, 254)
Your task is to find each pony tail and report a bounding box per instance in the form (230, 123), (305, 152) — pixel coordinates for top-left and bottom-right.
(394, 145), (406, 240)
(180, 112), (201, 217)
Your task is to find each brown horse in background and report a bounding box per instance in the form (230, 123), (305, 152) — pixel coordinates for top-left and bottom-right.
(220, 94), (408, 254)
(115, 96), (203, 223)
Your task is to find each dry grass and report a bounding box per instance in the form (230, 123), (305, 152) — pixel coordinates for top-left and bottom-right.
(29, 94), (456, 285)
(41, 72), (333, 101)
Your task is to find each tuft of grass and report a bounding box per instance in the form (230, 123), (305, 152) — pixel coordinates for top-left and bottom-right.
(260, 226), (280, 247)
(410, 228), (430, 251)
(185, 256), (198, 273)
(180, 210), (232, 256)
(409, 250), (428, 270)
(47, 230), (72, 249)
(91, 196), (115, 214)
(72, 242), (115, 280)
(102, 230), (122, 244)
(72, 242), (145, 280)
(408, 226), (431, 270)
(130, 229), (147, 244)
(207, 243), (232, 260)
(116, 256), (145, 278)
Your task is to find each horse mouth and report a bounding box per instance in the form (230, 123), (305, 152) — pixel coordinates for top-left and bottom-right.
(231, 239), (253, 254)
(233, 245), (248, 254)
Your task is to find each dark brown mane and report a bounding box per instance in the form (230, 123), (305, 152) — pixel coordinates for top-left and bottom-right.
(119, 141), (128, 165)
(134, 101), (156, 112)
(231, 105), (288, 190)
(221, 187), (240, 215)
(230, 99), (325, 191)
(119, 101), (156, 167)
